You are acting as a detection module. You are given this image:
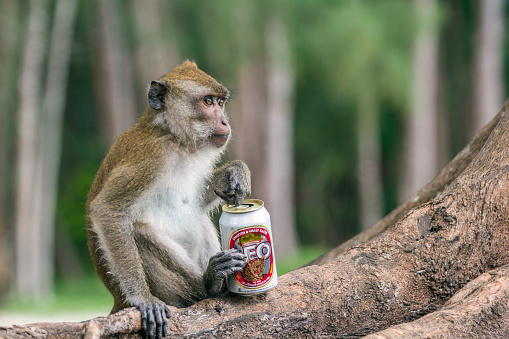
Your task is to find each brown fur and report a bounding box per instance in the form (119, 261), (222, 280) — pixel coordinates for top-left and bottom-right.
(86, 61), (250, 322)
(158, 60), (229, 98)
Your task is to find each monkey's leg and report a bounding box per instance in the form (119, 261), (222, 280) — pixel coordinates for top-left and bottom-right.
(133, 222), (246, 301)
(133, 222), (207, 306)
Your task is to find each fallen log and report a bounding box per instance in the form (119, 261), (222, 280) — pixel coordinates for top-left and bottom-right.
(2, 102), (509, 338)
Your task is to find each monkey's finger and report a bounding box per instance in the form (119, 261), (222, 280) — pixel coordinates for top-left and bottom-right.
(163, 305), (171, 337)
(216, 263), (248, 278)
(139, 304), (148, 334)
(215, 190), (235, 204)
(233, 245), (248, 261)
(226, 178), (238, 195)
(146, 306), (155, 339)
(215, 259), (248, 272)
(154, 304), (163, 339)
(230, 265), (247, 273)
(234, 244), (244, 253)
(212, 250), (246, 263)
(139, 303), (154, 338)
(234, 190), (247, 207)
(164, 304), (171, 318)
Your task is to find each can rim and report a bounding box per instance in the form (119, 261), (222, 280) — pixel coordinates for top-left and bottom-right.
(222, 199), (264, 214)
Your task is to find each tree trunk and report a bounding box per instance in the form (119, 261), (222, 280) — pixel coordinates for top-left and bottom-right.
(232, 61), (267, 198)
(357, 91), (383, 231)
(130, 0), (180, 112)
(15, 0), (49, 299)
(4, 103), (509, 337)
(231, 2), (299, 257)
(474, 0), (504, 134)
(263, 14), (298, 256)
(0, 0), (20, 298)
(33, 0), (79, 298)
(89, 0), (137, 146)
(402, 0), (439, 201)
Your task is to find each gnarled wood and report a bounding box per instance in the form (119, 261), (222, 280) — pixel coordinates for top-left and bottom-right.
(366, 265), (509, 338)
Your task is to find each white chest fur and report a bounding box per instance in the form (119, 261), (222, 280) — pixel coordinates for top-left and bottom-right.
(130, 148), (220, 266)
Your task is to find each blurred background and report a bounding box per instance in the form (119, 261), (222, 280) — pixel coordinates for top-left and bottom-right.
(0, 0), (507, 323)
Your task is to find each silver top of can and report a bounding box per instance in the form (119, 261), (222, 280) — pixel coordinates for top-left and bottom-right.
(222, 199), (264, 214)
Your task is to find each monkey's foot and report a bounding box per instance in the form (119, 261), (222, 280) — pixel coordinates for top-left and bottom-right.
(138, 301), (171, 339)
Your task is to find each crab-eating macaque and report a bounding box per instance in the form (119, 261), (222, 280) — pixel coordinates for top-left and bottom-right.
(86, 60), (251, 338)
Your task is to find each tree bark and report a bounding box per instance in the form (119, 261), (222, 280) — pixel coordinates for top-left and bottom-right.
(365, 265), (509, 338)
(4, 102), (509, 337)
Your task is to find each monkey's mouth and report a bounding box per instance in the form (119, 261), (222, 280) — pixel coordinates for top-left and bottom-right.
(210, 134), (229, 147)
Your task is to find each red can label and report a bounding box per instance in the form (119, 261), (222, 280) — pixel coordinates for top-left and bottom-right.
(229, 226), (275, 289)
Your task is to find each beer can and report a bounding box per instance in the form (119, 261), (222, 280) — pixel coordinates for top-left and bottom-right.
(219, 199), (278, 295)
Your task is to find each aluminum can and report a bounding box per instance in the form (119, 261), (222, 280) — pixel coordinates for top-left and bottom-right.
(219, 199), (278, 295)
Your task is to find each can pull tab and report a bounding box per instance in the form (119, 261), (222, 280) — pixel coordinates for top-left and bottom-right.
(222, 199), (264, 214)
(228, 203), (254, 210)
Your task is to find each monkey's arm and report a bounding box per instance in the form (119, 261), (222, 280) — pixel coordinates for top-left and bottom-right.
(88, 167), (170, 338)
(204, 160), (251, 207)
(133, 221), (246, 299)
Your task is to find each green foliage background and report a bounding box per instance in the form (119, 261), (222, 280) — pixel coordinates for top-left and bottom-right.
(31, 0), (502, 272)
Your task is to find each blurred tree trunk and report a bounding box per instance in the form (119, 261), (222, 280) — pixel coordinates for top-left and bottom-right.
(402, 0), (440, 201)
(232, 1), (266, 197)
(232, 4), (298, 256)
(233, 62), (266, 196)
(15, 0), (49, 299)
(130, 0), (180, 112)
(33, 0), (80, 291)
(0, 0), (20, 298)
(263, 15), (298, 256)
(474, 0), (504, 133)
(90, 0), (137, 146)
(357, 90), (383, 231)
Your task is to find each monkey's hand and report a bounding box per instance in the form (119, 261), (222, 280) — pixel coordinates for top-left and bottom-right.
(204, 248), (247, 296)
(136, 299), (171, 339)
(214, 160), (251, 207)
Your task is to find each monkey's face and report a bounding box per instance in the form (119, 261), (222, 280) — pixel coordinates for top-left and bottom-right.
(197, 94), (230, 148)
(148, 61), (232, 150)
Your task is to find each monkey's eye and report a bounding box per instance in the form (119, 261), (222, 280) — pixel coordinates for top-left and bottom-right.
(218, 98), (225, 107)
(203, 96), (213, 106)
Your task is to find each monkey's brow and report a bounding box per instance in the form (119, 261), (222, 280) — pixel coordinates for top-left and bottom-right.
(202, 93), (229, 101)
(187, 83), (227, 97)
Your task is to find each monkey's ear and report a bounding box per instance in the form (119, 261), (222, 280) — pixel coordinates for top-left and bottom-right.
(148, 80), (169, 111)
